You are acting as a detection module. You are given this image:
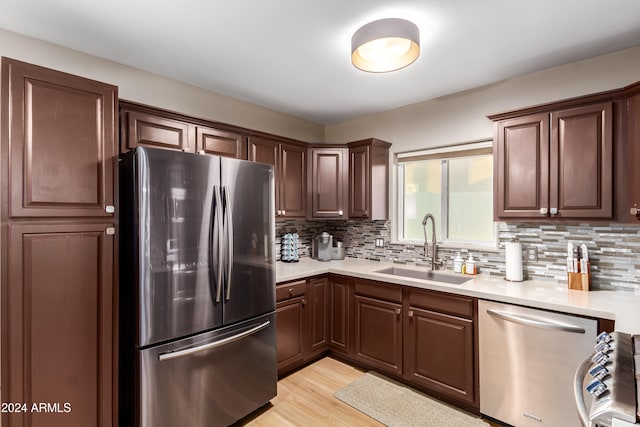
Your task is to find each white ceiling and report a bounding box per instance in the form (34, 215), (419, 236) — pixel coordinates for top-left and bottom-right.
(1, 0), (640, 124)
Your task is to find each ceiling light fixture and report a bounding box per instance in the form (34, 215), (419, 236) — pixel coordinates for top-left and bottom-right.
(351, 18), (420, 73)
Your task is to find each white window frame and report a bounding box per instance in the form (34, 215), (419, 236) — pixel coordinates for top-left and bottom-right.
(394, 140), (498, 250)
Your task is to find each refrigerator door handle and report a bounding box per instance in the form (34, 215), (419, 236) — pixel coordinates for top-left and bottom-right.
(158, 320), (271, 362)
(213, 185), (224, 303)
(223, 186), (234, 301)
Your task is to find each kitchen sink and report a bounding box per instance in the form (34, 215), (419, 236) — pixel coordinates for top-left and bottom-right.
(375, 267), (472, 285)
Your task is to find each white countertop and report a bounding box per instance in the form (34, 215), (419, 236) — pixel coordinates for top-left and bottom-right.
(276, 258), (640, 334)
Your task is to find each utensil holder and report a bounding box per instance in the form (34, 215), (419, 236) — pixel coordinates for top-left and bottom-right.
(567, 270), (590, 291)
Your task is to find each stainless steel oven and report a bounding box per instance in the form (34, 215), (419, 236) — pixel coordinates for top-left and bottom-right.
(574, 331), (640, 426)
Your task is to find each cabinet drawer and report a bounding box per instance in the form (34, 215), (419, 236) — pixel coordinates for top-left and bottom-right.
(276, 280), (307, 302)
(354, 279), (402, 303)
(409, 290), (474, 319)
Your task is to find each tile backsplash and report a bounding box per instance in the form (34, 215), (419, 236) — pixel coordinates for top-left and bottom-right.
(276, 219), (640, 292)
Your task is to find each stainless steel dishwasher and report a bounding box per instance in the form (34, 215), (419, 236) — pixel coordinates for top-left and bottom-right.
(479, 300), (598, 427)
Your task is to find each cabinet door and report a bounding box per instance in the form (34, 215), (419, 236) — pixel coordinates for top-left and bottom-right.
(121, 109), (194, 153)
(550, 103), (613, 218)
(405, 307), (475, 406)
(628, 93), (640, 221)
(2, 58), (116, 218)
(311, 148), (347, 218)
(4, 223), (114, 427)
(196, 126), (246, 159)
(276, 296), (306, 372)
(349, 145), (370, 218)
(329, 276), (351, 353)
(494, 113), (549, 219)
(280, 143), (307, 217)
(354, 295), (402, 376)
(307, 278), (328, 354)
(248, 137), (280, 213)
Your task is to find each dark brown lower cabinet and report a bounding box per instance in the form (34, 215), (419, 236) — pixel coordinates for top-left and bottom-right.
(3, 223), (114, 427)
(404, 289), (478, 410)
(329, 276), (351, 354)
(276, 296), (307, 373)
(405, 308), (474, 404)
(354, 295), (402, 376)
(275, 280), (307, 374)
(307, 277), (328, 354)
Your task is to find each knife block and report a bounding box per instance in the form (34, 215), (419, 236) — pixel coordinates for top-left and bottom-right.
(567, 271), (590, 291)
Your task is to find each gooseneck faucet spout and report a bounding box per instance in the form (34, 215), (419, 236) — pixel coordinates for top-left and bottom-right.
(422, 213), (440, 270)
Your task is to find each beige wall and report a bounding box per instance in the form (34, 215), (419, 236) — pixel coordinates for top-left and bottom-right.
(0, 29), (325, 142)
(2, 28), (639, 150)
(325, 44), (640, 153)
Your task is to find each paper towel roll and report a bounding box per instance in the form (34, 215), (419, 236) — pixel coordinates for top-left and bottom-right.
(505, 241), (523, 282)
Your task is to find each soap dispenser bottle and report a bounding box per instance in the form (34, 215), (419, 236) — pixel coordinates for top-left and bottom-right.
(465, 255), (477, 275)
(453, 253), (463, 273)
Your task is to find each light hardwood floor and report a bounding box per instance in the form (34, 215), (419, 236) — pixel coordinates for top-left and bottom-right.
(236, 357), (379, 426)
(234, 357), (503, 427)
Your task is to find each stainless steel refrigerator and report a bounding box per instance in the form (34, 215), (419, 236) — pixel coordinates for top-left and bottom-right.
(118, 147), (277, 427)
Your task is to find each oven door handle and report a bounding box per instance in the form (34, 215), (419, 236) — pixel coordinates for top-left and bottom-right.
(158, 320), (270, 361)
(574, 351), (596, 427)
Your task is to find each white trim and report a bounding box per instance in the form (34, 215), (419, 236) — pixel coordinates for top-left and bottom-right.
(396, 140), (492, 160)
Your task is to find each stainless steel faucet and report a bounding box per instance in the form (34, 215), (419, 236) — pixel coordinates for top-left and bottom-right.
(421, 213), (441, 270)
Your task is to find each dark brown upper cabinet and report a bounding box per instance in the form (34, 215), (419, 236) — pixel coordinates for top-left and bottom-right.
(1, 57), (117, 218)
(196, 125), (246, 159)
(492, 101), (613, 220)
(121, 108), (194, 153)
(2, 58), (117, 427)
(120, 101), (247, 159)
(625, 83), (640, 222)
(248, 136), (307, 218)
(308, 146), (348, 219)
(348, 138), (391, 220)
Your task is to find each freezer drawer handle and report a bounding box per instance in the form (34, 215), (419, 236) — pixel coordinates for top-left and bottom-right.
(158, 320), (271, 362)
(486, 309), (586, 334)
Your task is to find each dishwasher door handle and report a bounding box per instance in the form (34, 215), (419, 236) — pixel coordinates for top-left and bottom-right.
(486, 309), (586, 334)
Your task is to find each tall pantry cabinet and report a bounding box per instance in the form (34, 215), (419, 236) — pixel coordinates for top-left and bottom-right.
(0, 58), (117, 427)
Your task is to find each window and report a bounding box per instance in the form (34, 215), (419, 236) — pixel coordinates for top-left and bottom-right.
(397, 142), (495, 247)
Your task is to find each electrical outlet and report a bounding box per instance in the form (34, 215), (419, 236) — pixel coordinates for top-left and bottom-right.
(375, 238), (385, 247)
(526, 247), (538, 262)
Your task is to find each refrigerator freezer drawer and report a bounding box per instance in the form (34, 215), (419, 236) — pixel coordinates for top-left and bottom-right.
(138, 312), (277, 427)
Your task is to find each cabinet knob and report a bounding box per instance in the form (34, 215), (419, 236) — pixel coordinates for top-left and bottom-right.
(539, 208), (548, 215)
(282, 210), (286, 216)
(288, 288), (293, 296)
(338, 209), (343, 216)
(105, 205), (115, 214)
(408, 310), (414, 318)
(198, 150), (205, 155)
(302, 299), (306, 307)
(395, 308), (401, 316)
(277, 210), (282, 216)
(550, 207), (558, 215)
(105, 227), (116, 235)
(630, 206), (640, 217)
